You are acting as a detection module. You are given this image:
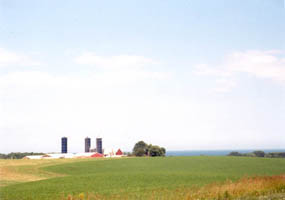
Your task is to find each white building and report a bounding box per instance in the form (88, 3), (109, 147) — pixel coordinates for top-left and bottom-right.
(24, 155), (44, 159)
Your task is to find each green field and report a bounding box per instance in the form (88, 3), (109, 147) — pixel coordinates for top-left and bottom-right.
(1, 156), (285, 200)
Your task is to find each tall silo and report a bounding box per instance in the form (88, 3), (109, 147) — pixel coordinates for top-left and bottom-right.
(85, 137), (91, 152)
(96, 138), (102, 154)
(61, 137), (68, 153)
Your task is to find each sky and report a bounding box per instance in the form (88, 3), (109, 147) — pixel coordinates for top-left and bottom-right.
(0, 0), (285, 153)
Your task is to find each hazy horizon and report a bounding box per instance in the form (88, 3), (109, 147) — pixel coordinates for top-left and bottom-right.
(1, 0), (285, 153)
(2, 148), (285, 155)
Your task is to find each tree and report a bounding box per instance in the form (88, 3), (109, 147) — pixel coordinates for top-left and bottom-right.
(149, 145), (166, 157)
(132, 141), (166, 157)
(161, 147), (166, 155)
(0, 152), (44, 159)
(253, 151), (265, 157)
(132, 141), (148, 156)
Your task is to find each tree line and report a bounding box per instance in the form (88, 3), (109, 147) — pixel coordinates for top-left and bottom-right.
(228, 151), (285, 158)
(0, 152), (44, 159)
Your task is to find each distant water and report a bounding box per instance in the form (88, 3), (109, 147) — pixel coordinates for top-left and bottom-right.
(166, 149), (285, 156)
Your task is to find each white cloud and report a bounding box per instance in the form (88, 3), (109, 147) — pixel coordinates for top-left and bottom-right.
(73, 52), (170, 83)
(0, 48), (41, 67)
(194, 64), (232, 77)
(0, 51), (172, 153)
(1, 50), (284, 153)
(1, 70), (284, 153)
(213, 79), (237, 93)
(194, 64), (236, 93)
(5, 69), (266, 153)
(74, 52), (158, 69)
(227, 50), (285, 82)
(0, 71), (217, 153)
(195, 50), (285, 93)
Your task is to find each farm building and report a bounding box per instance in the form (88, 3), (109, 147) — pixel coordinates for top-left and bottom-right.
(23, 152), (105, 159)
(104, 148), (124, 158)
(116, 149), (123, 156)
(74, 152), (102, 158)
(23, 153), (74, 159)
(44, 153), (75, 159)
(23, 155), (44, 160)
(104, 148), (115, 157)
(91, 152), (103, 157)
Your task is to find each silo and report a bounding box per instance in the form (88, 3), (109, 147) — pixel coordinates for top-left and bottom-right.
(96, 138), (102, 154)
(85, 137), (91, 152)
(61, 137), (68, 153)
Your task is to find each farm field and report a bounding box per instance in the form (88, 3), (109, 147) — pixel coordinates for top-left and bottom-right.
(0, 156), (285, 200)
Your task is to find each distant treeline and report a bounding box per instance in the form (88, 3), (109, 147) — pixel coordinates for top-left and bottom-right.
(0, 152), (45, 159)
(228, 151), (285, 158)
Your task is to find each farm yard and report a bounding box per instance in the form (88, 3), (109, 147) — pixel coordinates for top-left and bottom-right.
(0, 156), (285, 200)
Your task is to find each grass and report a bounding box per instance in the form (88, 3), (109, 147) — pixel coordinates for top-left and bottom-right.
(0, 158), (88, 187)
(62, 175), (285, 200)
(0, 156), (285, 200)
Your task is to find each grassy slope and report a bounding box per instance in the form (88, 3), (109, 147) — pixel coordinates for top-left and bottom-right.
(1, 156), (285, 200)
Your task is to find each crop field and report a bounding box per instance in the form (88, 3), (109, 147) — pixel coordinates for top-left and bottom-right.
(0, 156), (285, 200)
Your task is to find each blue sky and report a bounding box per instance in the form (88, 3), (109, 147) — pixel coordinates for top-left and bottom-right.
(0, 0), (285, 153)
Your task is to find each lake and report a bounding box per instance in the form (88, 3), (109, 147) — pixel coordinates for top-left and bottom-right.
(166, 149), (285, 156)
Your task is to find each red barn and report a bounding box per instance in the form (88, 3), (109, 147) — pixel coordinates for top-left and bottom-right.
(91, 152), (103, 158)
(116, 149), (123, 156)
